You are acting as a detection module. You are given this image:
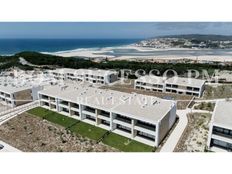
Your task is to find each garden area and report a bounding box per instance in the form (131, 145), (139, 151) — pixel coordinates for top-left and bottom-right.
(27, 107), (154, 152)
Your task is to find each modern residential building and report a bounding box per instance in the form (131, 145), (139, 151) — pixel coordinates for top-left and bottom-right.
(0, 74), (55, 107)
(135, 75), (206, 97)
(0, 78), (43, 107)
(49, 68), (118, 84)
(207, 100), (232, 152)
(38, 84), (177, 147)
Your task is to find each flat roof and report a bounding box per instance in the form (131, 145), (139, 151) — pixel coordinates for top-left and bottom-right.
(213, 100), (232, 129)
(51, 68), (117, 76)
(112, 94), (174, 123)
(39, 84), (175, 123)
(0, 76), (52, 94)
(136, 75), (205, 88)
(136, 75), (166, 84)
(165, 77), (205, 88)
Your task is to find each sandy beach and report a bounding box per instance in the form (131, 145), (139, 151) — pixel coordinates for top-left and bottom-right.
(48, 45), (232, 63)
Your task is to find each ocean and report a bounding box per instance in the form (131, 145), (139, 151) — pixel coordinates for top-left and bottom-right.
(0, 39), (141, 55)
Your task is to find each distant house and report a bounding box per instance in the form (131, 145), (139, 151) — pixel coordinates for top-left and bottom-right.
(49, 68), (118, 85)
(135, 75), (205, 97)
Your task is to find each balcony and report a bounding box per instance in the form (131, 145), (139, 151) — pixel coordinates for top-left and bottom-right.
(115, 124), (131, 134)
(82, 106), (96, 116)
(212, 134), (232, 144)
(59, 103), (69, 109)
(85, 114), (96, 122)
(71, 111), (80, 117)
(59, 100), (69, 108)
(98, 114), (110, 121)
(212, 129), (232, 139)
(113, 115), (131, 127)
(70, 107), (79, 112)
(50, 100), (56, 105)
(134, 123), (156, 135)
(70, 103), (79, 111)
(98, 111), (110, 118)
(134, 133), (156, 146)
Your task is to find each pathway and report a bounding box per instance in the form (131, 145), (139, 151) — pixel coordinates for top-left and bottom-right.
(0, 101), (39, 125)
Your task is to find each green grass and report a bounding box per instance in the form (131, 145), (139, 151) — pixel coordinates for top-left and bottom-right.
(28, 107), (78, 128)
(28, 107), (155, 152)
(27, 107), (50, 118)
(102, 132), (154, 152)
(69, 122), (107, 141)
(45, 112), (78, 128)
(28, 107), (106, 140)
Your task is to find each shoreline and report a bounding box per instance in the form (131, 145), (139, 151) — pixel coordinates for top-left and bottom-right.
(48, 45), (232, 63)
(1, 43), (232, 63)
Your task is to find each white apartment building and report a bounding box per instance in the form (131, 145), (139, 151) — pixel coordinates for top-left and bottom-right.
(0, 78), (43, 107)
(207, 100), (232, 152)
(0, 73), (55, 107)
(38, 84), (176, 147)
(135, 75), (205, 97)
(49, 68), (118, 84)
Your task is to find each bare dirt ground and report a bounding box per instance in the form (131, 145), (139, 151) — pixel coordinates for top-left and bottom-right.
(103, 79), (192, 109)
(0, 113), (118, 152)
(203, 84), (232, 99)
(174, 113), (211, 152)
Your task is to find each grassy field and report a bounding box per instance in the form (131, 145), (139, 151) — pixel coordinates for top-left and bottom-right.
(102, 132), (154, 152)
(69, 122), (107, 141)
(27, 107), (154, 152)
(28, 107), (78, 128)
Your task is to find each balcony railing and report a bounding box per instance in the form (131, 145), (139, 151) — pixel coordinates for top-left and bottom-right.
(114, 116), (131, 124)
(135, 123), (156, 132)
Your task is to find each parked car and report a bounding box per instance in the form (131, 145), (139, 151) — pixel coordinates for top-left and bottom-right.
(0, 144), (4, 150)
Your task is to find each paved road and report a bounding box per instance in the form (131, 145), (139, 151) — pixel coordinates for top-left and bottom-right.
(0, 140), (21, 152)
(160, 109), (189, 152)
(160, 108), (212, 152)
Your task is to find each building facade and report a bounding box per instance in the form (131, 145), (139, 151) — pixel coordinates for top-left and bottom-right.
(0, 85), (43, 107)
(38, 84), (177, 147)
(207, 100), (232, 152)
(135, 75), (205, 97)
(0, 74), (54, 108)
(49, 68), (118, 85)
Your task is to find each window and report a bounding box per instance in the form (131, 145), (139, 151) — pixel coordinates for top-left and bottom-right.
(193, 87), (200, 91)
(172, 84), (178, 88)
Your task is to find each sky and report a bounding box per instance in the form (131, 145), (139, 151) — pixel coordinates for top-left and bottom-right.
(0, 22), (232, 39)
